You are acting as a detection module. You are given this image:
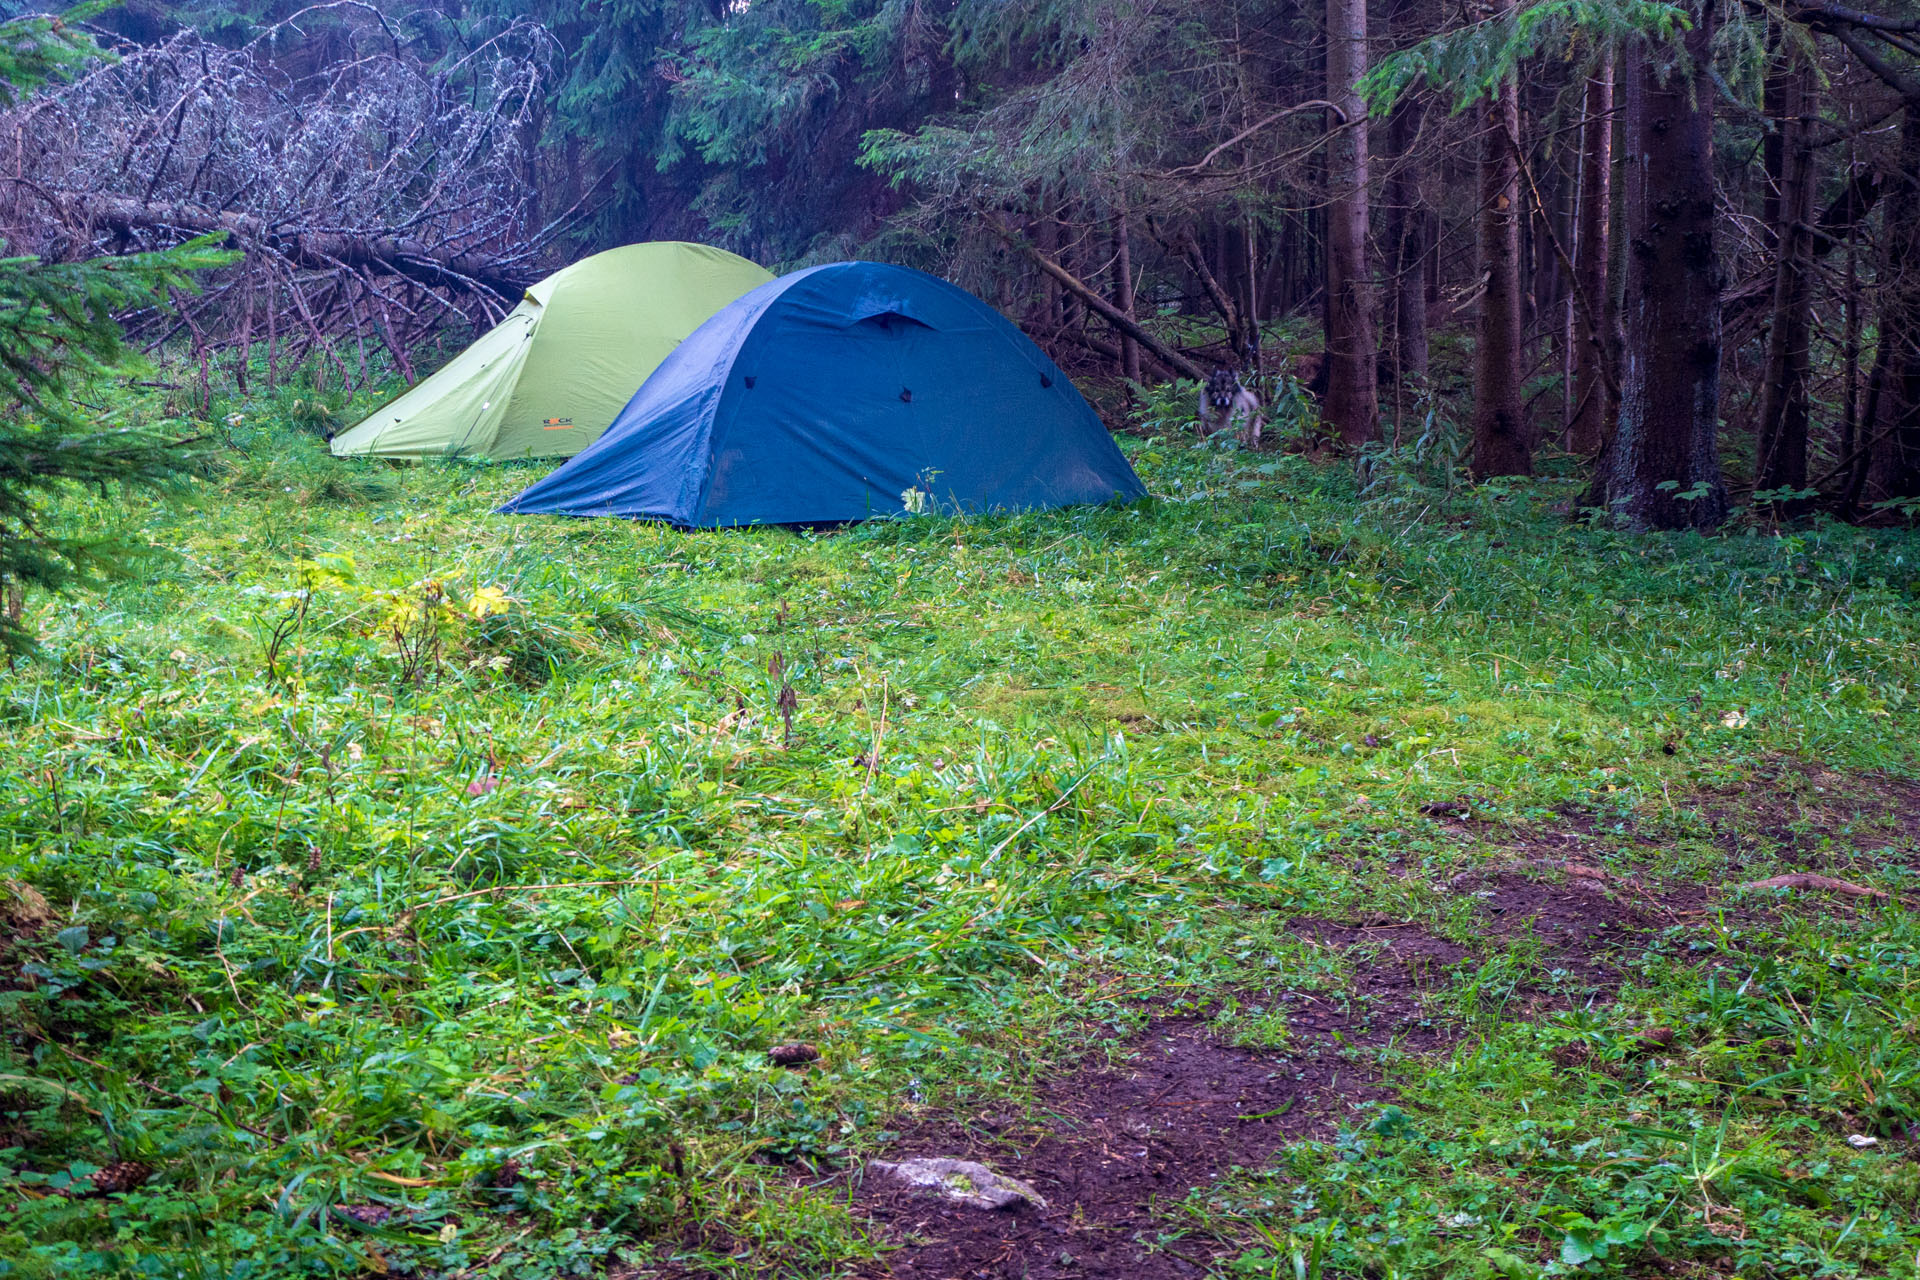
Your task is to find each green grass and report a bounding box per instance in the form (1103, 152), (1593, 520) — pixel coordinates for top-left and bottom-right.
(1, 399), (1918, 1278)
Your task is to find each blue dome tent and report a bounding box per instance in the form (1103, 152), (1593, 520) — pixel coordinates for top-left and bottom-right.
(498, 262), (1147, 527)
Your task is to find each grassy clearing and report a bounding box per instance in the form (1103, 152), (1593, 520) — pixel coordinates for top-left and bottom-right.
(1, 407), (1918, 1278)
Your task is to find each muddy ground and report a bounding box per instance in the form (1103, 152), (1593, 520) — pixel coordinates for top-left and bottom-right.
(839, 770), (1917, 1280)
(848, 882), (1658, 1279)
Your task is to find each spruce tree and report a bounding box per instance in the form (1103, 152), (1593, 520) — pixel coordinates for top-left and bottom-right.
(0, 7), (231, 655)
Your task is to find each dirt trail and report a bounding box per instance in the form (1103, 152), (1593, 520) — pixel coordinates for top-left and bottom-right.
(763, 767), (1917, 1279)
(856, 1018), (1378, 1279)
(853, 869), (1698, 1280)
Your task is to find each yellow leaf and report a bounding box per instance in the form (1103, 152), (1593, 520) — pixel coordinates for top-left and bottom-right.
(468, 585), (511, 619)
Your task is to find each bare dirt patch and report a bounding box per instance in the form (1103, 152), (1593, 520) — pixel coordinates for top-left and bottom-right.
(1286, 917), (1469, 1051)
(847, 893), (1697, 1278)
(1686, 761), (1920, 876)
(852, 1018), (1392, 1280)
(1463, 868), (1677, 983)
(828, 770), (1918, 1280)
(850, 923), (1487, 1279)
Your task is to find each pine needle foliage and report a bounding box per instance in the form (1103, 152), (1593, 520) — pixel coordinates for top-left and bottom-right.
(0, 6), (235, 656)
(1362, 0), (1693, 113)
(0, 3), (106, 102)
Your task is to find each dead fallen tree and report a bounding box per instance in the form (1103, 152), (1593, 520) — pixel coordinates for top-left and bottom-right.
(0, 4), (570, 396)
(66, 196), (535, 301)
(979, 209), (1208, 384)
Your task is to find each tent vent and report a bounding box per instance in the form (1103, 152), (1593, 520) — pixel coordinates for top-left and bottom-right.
(899, 387), (913, 403)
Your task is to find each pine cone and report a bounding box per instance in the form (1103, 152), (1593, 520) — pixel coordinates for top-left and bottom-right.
(491, 1158), (522, 1188)
(88, 1161), (154, 1195)
(769, 1042), (821, 1067)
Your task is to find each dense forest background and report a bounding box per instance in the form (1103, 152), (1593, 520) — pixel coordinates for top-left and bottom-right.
(6, 0), (1920, 528)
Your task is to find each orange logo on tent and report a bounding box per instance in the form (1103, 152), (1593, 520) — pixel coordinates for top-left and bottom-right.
(543, 418), (574, 430)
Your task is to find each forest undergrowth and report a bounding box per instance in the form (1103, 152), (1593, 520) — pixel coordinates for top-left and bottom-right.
(2, 403), (1918, 1279)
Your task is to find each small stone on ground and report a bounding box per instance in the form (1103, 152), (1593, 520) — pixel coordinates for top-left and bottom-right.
(871, 1157), (1048, 1210)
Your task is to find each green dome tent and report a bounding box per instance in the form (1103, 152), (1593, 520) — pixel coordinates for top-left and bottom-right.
(330, 243), (774, 460)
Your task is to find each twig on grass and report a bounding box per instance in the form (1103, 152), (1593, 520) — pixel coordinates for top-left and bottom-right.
(1734, 872), (1915, 908)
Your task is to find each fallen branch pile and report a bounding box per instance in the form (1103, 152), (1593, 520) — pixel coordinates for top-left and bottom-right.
(0, 4), (574, 396)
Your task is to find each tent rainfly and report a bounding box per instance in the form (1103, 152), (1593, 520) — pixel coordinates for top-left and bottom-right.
(497, 262), (1147, 526)
(329, 242), (774, 460)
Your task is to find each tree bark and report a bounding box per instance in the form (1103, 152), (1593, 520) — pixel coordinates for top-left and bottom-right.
(1756, 53), (1815, 505)
(1594, 19), (1730, 529)
(1033, 217), (1063, 329)
(1474, 15), (1530, 479)
(1866, 105), (1920, 504)
(1570, 50), (1614, 456)
(1386, 94), (1430, 382)
(1112, 213), (1143, 384)
(1324, 0), (1380, 446)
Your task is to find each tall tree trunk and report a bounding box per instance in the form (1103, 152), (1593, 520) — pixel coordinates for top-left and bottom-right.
(1387, 94), (1430, 382)
(1840, 117), (1863, 515)
(1241, 214), (1262, 358)
(1324, 0), (1380, 446)
(1606, 82), (1629, 407)
(1866, 105), (1920, 504)
(1112, 212), (1143, 384)
(1062, 215), (1088, 332)
(1034, 218), (1062, 329)
(1594, 18), (1729, 529)
(1474, 18), (1530, 478)
(1570, 49), (1614, 456)
(1756, 53), (1815, 505)
(1386, 90), (1430, 448)
(1522, 75), (1559, 386)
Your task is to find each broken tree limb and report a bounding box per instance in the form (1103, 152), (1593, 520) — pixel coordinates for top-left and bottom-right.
(980, 210), (1208, 383)
(1145, 217), (1250, 357)
(1734, 872), (1912, 905)
(1048, 323), (1182, 381)
(70, 194), (534, 301)
(1164, 100), (1347, 177)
